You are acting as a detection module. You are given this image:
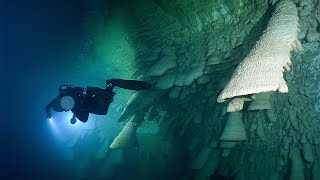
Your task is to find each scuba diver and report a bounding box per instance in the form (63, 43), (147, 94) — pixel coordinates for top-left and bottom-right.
(46, 79), (151, 124)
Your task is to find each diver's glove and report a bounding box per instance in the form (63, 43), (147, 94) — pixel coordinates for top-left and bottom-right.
(45, 104), (52, 119)
(46, 112), (51, 120)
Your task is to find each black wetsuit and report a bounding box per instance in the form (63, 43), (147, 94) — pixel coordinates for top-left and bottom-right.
(46, 79), (151, 122)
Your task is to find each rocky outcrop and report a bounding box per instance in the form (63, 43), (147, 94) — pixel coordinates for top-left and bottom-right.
(61, 0), (320, 179)
(217, 0), (301, 106)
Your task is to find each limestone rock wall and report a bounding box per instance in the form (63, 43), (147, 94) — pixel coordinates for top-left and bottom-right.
(62, 0), (320, 179)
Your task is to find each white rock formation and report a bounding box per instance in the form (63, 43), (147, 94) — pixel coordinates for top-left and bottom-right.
(109, 119), (140, 149)
(220, 112), (247, 141)
(217, 0), (301, 104)
(227, 96), (254, 112)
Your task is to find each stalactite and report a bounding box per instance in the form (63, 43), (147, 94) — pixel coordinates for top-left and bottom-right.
(96, 0), (320, 179)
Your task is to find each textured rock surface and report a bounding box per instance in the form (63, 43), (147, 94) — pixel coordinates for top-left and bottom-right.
(61, 0), (320, 179)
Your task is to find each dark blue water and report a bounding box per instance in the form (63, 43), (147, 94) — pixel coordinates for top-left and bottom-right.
(5, 0), (88, 178)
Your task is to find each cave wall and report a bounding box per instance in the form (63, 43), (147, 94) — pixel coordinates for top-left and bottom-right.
(62, 0), (320, 179)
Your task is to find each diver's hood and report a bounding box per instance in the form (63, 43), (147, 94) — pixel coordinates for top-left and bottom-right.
(59, 84), (71, 95)
(60, 96), (75, 111)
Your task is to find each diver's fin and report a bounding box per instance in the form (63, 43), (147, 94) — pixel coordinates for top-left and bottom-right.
(106, 79), (152, 91)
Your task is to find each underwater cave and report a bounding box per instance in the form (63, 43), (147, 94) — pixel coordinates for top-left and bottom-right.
(5, 0), (320, 179)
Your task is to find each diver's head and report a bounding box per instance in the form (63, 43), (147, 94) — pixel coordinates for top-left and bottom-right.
(59, 84), (71, 94)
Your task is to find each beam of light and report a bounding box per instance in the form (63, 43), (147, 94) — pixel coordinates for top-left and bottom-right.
(48, 111), (96, 139)
(47, 116), (64, 141)
(47, 110), (98, 159)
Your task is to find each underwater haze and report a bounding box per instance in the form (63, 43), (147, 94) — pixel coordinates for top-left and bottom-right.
(5, 0), (320, 179)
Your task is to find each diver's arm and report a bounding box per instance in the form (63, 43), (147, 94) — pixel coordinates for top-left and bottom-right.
(45, 104), (52, 119)
(45, 97), (58, 119)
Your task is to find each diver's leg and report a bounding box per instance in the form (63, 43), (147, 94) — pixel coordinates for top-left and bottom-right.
(106, 79), (152, 90)
(71, 109), (89, 123)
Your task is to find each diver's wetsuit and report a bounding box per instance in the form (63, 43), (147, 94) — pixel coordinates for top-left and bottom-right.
(46, 79), (151, 122)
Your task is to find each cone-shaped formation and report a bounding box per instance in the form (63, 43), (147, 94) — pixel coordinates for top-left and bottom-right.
(220, 112), (247, 141)
(248, 92), (272, 111)
(217, 0), (301, 103)
(109, 119), (140, 149)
